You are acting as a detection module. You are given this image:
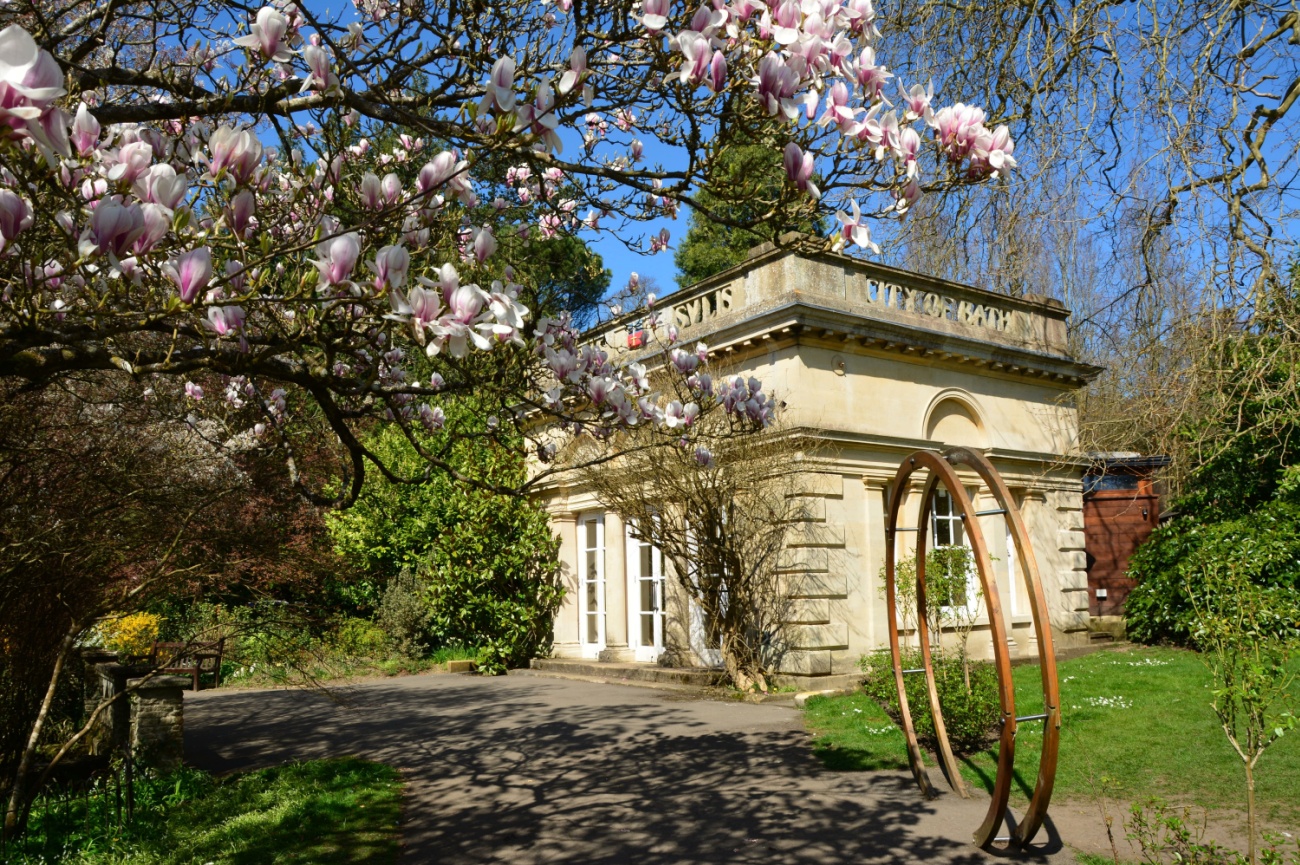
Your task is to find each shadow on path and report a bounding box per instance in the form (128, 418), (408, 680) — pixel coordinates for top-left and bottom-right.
(187, 675), (1072, 864)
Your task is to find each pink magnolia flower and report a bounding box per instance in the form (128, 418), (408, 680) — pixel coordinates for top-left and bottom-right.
(419, 403), (446, 431)
(87, 198), (146, 257)
(783, 142), (819, 198)
(417, 151), (461, 194)
(674, 32), (711, 86)
(108, 140), (153, 183)
(185, 382), (204, 400)
(300, 45), (337, 93)
(471, 225), (497, 263)
(753, 53), (800, 119)
(559, 47), (586, 95)
(208, 126), (264, 184)
(226, 188), (256, 238)
(818, 81), (859, 133)
(834, 199), (880, 253)
(853, 47), (892, 101)
(169, 246), (213, 303)
(0, 189), (32, 254)
(369, 244), (410, 290)
(969, 124), (1017, 178)
(0, 25), (67, 152)
(136, 164), (187, 209)
(132, 203), (171, 254)
(206, 304), (246, 336)
(640, 0), (670, 33)
(932, 103), (987, 161)
(482, 56), (516, 112)
(70, 103), (100, 156)
(899, 80), (934, 123)
(233, 6), (294, 62)
(313, 232), (361, 286)
(381, 172), (403, 204)
(766, 0), (801, 44)
(708, 50), (727, 93)
(359, 172), (383, 209)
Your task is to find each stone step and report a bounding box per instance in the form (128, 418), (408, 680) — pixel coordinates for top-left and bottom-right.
(528, 658), (728, 688)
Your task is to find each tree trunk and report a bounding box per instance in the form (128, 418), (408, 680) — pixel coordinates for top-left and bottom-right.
(4, 625), (78, 839)
(1246, 760), (1256, 865)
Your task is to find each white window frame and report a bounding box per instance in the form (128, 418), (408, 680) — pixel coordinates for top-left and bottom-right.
(579, 512), (605, 657)
(626, 520), (665, 663)
(931, 486), (980, 617)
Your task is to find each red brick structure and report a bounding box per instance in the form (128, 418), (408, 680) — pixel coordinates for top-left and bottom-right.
(1082, 455), (1168, 617)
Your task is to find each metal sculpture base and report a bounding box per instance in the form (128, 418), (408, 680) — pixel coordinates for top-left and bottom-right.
(884, 447), (1060, 849)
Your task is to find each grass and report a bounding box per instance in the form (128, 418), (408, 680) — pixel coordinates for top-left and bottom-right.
(803, 645), (1300, 826)
(220, 644), (482, 689)
(6, 757), (403, 864)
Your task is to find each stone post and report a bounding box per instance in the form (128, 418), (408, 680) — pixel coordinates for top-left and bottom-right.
(598, 511), (634, 662)
(128, 676), (188, 771)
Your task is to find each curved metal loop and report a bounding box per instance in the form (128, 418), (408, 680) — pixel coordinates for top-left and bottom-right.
(941, 447), (1061, 848)
(885, 448), (1060, 851)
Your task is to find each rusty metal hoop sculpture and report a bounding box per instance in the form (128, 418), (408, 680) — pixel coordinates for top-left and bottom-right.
(884, 447), (1061, 849)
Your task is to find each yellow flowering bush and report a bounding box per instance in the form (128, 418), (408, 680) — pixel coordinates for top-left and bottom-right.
(95, 612), (162, 658)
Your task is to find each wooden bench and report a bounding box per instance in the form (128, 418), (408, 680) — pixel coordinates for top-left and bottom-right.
(149, 639), (224, 691)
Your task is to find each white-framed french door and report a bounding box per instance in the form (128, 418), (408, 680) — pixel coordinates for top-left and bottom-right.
(626, 522), (665, 663)
(579, 512), (605, 658)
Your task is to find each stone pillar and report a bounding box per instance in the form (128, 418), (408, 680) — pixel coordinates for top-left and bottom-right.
(128, 676), (188, 771)
(862, 478), (889, 650)
(551, 509), (582, 658)
(88, 661), (132, 756)
(599, 511), (634, 662)
(979, 487), (1018, 660)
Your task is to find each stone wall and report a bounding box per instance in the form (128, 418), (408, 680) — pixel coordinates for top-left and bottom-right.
(86, 659), (186, 770)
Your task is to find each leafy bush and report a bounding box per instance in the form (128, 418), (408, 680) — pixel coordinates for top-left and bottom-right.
(1126, 499), (1300, 645)
(327, 414), (562, 671)
(332, 617), (389, 658)
(858, 648), (1002, 753)
(1126, 799), (1300, 865)
(376, 568), (432, 658)
(93, 612), (163, 657)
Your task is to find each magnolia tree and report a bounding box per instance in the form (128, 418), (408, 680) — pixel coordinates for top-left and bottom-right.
(0, 0), (1015, 501)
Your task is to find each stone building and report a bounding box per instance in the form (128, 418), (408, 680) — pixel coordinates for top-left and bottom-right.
(537, 243), (1102, 682)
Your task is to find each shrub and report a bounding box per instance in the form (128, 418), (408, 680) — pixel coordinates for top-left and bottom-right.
(859, 648), (1002, 753)
(1126, 500), (1300, 645)
(94, 612), (163, 658)
(376, 568), (432, 658)
(332, 617), (389, 658)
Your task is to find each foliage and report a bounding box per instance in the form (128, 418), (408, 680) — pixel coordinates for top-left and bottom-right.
(333, 617), (391, 659)
(1187, 563), (1299, 864)
(858, 649), (1001, 753)
(327, 414), (561, 671)
(808, 646), (1300, 824)
(1126, 500), (1300, 646)
(376, 568), (433, 659)
(93, 614), (163, 659)
(4, 758), (401, 864)
(1126, 799), (1300, 865)
(674, 118), (827, 289)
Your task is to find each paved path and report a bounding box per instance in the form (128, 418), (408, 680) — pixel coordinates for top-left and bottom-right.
(186, 673), (1081, 864)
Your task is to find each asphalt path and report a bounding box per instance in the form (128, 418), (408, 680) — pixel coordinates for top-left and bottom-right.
(186, 673), (1079, 864)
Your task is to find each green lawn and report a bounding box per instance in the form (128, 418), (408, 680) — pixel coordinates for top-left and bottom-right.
(803, 645), (1300, 826)
(7, 757), (403, 864)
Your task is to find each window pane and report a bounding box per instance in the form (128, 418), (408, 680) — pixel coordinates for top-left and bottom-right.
(641, 614), (653, 646)
(587, 614), (598, 644)
(935, 518), (952, 546)
(641, 580), (654, 612)
(950, 519), (964, 546)
(935, 489), (951, 516)
(586, 550), (597, 581)
(586, 579), (597, 611)
(585, 519), (597, 548)
(640, 543), (652, 576)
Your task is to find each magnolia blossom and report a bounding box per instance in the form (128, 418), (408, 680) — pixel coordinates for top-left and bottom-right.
(184, 382), (204, 400)
(313, 232), (361, 286)
(694, 446), (714, 468)
(0, 24), (69, 156)
(70, 103), (100, 156)
(834, 199), (880, 253)
(233, 6), (294, 63)
(482, 56), (516, 112)
(169, 246), (213, 303)
(369, 244), (410, 290)
(639, 0), (670, 33)
(300, 45), (338, 93)
(419, 403), (446, 431)
(0, 189), (32, 253)
(471, 225), (497, 264)
(208, 126), (263, 183)
(85, 198), (146, 257)
(783, 142), (820, 199)
(206, 304), (246, 336)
